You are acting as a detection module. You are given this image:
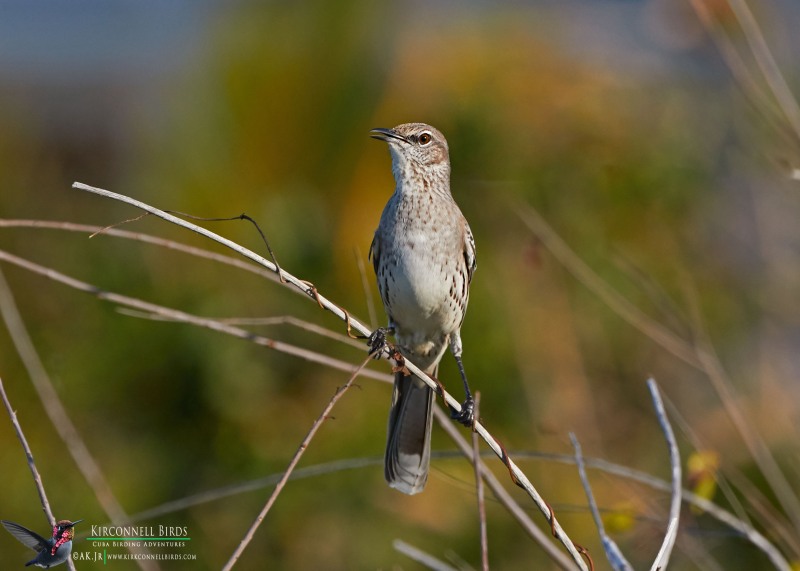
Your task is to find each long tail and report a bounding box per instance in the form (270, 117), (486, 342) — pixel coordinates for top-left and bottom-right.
(384, 370), (435, 495)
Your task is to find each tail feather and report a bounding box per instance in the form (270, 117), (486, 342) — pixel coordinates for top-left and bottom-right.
(385, 371), (435, 495)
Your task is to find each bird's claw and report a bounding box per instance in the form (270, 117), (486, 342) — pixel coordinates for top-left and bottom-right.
(450, 396), (475, 427)
(367, 327), (390, 358)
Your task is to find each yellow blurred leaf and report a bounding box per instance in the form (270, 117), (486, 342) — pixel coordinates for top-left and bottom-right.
(603, 502), (637, 534)
(687, 450), (720, 513)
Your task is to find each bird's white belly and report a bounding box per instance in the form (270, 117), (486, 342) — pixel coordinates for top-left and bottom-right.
(386, 238), (461, 341)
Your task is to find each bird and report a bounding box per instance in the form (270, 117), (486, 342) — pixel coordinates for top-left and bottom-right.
(2, 519), (82, 568)
(369, 122), (477, 495)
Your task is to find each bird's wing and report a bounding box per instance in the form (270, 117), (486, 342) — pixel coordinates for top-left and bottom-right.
(464, 222), (477, 284)
(369, 231), (380, 275)
(1, 520), (48, 551)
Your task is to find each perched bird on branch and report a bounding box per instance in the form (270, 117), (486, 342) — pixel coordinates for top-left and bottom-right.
(369, 122), (477, 495)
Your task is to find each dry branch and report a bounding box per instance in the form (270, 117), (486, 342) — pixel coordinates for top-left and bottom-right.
(570, 433), (631, 571)
(647, 379), (681, 571)
(0, 269), (157, 571)
(393, 539), (460, 571)
(0, 377), (56, 527)
(723, 0), (800, 139)
(0, 377), (78, 571)
(222, 356), (369, 570)
(471, 393), (489, 571)
(434, 408), (577, 570)
(0, 249), (389, 385)
(518, 201), (800, 538)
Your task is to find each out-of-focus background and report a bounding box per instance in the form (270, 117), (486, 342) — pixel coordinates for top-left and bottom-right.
(0, 1), (798, 569)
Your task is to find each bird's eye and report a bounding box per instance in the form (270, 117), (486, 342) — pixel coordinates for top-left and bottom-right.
(418, 132), (432, 146)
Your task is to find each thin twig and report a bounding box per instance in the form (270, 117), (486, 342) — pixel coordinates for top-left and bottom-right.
(0, 218), (291, 285)
(0, 377), (56, 525)
(471, 393), (489, 571)
(0, 377), (78, 571)
(129, 416), (577, 569)
(570, 433), (632, 571)
(119, 311), (366, 350)
(684, 0), (797, 148)
(0, 249), (390, 385)
(0, 268), (157, 570)
(162, 210), (287, 281)
(0, 219), (366, 346)
(72, 182), (590, 570)
(393, 540), (460, 571)
(660, 394), (753, 528)
(683, 283), (800, 532)
(519, 201), (800, 538)
(221, 355), (370, 570)
(724, 0), (800, 140)
(516, 204), (701, 369)
(661, 390), (800, 559)
(71, 183), (349, 322)
(130, 441), (791, 570)
(647, 379), (681, 571)
(538, 450), (790, 571)
(720, 466), (800, 558)
(124, 457), (384, 524)
(126, 445), (792, 571)
(218, 315), (365, 348)
(434, 408), (578, 570)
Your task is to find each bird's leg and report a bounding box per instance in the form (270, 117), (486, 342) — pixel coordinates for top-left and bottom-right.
(367, 325), (395, 359)
(449, 334), (475, 426)
(451, 354), (475, 426)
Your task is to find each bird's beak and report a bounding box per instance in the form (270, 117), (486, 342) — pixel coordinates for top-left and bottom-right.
(66, 520), (83, 528)
(370, 128), (407, 144)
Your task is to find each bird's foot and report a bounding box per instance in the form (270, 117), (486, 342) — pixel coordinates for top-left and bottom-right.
(450, 396), (475, 427)
(367, 327), (393, 359)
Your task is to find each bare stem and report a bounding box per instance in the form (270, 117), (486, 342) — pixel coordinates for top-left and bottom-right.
(471, 393), (489, 571)
(0, 378), (78, 571)
(0, 249), (390, 385)
(0, 268), (157, 570)
(724, 0), (800, 139)
(393, 540), (459, 571)
(0, 377), (56, 525)
(570, 432), (632, 571)
(647, 379), (681, 571)
(434, 407), (578, 570)
(518, 200), (800, 537)
(221, 355), (370, 570)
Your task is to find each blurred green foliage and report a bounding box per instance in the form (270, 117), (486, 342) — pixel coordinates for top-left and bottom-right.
(1, 1), (798, 569)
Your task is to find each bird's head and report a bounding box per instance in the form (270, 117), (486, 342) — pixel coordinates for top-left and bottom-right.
(371, 123), (450, 187)
(54, 520), (81, 543)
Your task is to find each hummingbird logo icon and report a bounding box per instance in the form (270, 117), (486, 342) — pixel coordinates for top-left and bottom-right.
(2, 519), (82, 568)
